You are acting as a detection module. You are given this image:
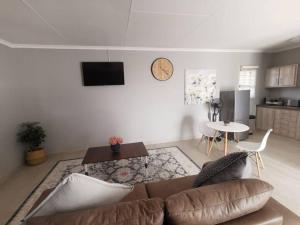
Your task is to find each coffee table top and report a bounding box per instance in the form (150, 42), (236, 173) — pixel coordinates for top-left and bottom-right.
(82, 142), (148, 165)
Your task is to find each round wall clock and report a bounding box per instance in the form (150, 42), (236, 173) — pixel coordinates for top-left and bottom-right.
(151, 58), (174, 81)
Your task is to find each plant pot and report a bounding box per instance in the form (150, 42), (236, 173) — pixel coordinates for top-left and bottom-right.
(26, 148), (47, 166)
(111, 144), (121, 153)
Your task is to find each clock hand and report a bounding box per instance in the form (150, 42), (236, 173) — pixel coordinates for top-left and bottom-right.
(159, 65), (167, 75)
(161, 68), (169, 75)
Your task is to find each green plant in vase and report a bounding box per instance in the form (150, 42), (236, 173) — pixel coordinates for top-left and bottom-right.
(17, 122), (47, 165)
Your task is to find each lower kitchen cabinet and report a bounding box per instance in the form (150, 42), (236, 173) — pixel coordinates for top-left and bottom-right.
(296, 113), (300, 140)
(256, 106), (300, 140)
(274, 110), (298, 138)
(256, 107), (275, 130)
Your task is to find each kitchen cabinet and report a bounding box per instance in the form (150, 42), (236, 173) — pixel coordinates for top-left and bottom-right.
(265, 67), (279, 87)
(256, 107), (275, 130)
(296, 113), (300, 140)
(265, 64), (300, 88)
(257, 105), (300, 141)
(279, 64), (298, 87)
(273, 109), (298, 138)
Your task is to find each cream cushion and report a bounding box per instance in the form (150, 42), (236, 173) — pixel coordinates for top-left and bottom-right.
(24, 173), (133, 220)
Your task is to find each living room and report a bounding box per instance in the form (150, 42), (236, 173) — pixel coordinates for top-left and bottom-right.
(1, 1), (300, 225)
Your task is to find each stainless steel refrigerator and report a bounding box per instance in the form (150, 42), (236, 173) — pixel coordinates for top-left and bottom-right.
(220, 90), (250, 140)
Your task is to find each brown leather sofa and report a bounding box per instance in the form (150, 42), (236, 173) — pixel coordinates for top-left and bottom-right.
(26, 175), (300, 225)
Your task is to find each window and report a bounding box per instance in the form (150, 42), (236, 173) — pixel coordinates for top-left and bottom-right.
(238, 66), (258, 98)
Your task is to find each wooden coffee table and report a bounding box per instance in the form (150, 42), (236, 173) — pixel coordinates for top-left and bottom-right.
(82, 142), (149, 175)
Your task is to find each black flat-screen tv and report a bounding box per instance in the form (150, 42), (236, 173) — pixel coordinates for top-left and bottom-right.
(81, 62), (124, 86)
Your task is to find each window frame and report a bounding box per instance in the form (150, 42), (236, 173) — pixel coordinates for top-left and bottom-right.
(238, 66), (258, 99)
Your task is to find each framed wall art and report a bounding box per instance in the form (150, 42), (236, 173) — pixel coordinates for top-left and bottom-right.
(184, 69), (217, 104)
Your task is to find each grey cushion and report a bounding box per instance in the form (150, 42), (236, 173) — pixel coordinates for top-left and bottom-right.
(193, 152), (250, 187)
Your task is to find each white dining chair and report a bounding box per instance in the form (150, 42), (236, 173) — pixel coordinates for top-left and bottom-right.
(236, 129), (273, 178)
(198, 120), (221, 154)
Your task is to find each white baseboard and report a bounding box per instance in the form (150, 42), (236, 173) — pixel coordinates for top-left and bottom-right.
(45, 136), (202, 155)
(143, 135), (201, 146)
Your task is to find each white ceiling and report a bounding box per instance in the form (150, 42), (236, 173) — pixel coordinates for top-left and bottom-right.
(1, 0), (300, 52)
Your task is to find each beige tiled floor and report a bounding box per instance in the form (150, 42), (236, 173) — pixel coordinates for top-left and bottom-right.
(1, 130), (300, 224)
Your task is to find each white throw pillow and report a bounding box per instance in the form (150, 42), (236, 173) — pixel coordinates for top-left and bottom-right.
(24, 173), (133, 220)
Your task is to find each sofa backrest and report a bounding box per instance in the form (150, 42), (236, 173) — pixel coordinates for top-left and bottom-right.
(165, 179), (274, 225)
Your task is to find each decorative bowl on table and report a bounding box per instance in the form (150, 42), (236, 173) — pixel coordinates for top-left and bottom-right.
(109, 136), (123, 154)
(224, 120), (230, 126)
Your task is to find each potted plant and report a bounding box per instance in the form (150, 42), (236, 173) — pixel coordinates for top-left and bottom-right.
(17, 122), (47, 165)
(109, 136), (123, 153)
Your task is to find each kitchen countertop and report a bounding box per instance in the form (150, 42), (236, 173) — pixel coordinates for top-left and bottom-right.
(257, 104), (300, 111)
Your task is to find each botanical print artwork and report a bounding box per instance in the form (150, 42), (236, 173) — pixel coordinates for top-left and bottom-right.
(185, 69), (217, 104)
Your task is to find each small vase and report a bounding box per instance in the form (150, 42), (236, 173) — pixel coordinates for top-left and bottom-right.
(111, 144), (121, 153)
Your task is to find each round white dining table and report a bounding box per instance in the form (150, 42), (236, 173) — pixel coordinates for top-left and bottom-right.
(207, 121), (249, 156)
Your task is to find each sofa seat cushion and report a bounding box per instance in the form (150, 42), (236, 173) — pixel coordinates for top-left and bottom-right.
(26, 198), (164, 225)
(146, 175), (197, 199)
(120, 183), (148, 202)
(165, 179), (273, 225)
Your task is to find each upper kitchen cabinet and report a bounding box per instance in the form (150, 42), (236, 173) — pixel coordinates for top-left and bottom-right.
(279, 64), (298, 87)
(266, 67), (280, 87)
(265, 64), (300, 88)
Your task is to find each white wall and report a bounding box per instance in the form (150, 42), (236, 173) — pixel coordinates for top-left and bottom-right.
(14, 49), (270, 154)
(269, 47), (300, 99)
(0, 45), (25, 181)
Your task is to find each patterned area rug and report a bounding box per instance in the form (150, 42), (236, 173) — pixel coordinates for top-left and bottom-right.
(7, 146), (200, 225)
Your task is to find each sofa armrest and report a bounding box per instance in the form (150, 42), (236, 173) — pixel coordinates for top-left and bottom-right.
(219, 199), (283, 225)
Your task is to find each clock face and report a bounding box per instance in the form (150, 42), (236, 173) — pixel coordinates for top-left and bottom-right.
(151, 58), (174, 81)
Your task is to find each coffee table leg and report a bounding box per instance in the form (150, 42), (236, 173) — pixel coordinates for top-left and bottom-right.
(145, 156), (148, 177)
(84, 164), (89, 176)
